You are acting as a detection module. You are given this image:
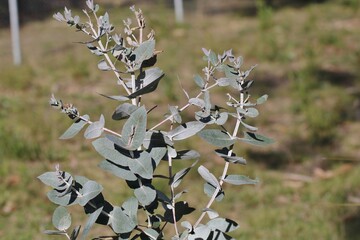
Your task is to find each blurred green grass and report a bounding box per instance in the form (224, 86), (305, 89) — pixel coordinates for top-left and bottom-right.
(0, 1), (360, 239)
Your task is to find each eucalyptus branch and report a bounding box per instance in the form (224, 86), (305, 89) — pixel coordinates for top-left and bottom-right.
(42, 2), (272, 239)
(150, 74), (216, 130)
(193, 95), (243, 229)
(168, 154), (180, 237)
(49, 94), (122, 138)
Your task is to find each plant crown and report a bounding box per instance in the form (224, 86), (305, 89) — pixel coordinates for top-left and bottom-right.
(39, 1), (273, 239)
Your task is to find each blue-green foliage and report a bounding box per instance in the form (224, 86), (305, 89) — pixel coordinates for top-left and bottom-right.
(39, 0), (272, 239)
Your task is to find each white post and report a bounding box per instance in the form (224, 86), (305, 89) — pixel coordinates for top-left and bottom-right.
(174, 0), (184, 23)
(9, 0), (21, 65)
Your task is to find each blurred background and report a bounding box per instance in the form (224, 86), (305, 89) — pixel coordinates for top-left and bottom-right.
(0, 0), (359, 239)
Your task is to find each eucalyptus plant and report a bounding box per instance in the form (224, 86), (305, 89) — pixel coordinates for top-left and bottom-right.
(38, 1), (273, 239)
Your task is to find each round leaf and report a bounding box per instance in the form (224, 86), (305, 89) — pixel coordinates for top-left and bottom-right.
(198, 129), (235, 147)
(52, 206), (71, 231)
(110, 206), (137, 234)
(78, 181), (103, 206)
(134, 185), (156, 206)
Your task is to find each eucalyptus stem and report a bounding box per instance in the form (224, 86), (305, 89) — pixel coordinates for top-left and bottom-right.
(193, 89), (244, 229)
(65, 233), (71, 240)
(77, 115), (122, 137)
(131, 73), (137, 105)
(168, 154), (180, 237)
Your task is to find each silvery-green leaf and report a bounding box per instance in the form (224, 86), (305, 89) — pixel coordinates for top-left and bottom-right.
(198, 165), (219, 188)
(84, 115), (104, 139)
(240, 121), (258, 131)
(94, 4), (99, 12)
(245, 107), (259, 118)
(223, 175), (259, 185)
(52, 206), (71, 231)
(209, 51), (218, 66)
(207, 218), (239, 233)
(143, 228), (159, 240)
(189, 98), (205, 108)
(47, 190), (78, 206)
(81, 207), (102, 240)
(136, 67), (163, 89)
(195, 112), (213, 124)
(242, 102), (257, 107)
(193, 74), (205, 88)
(128, 151), (153, 179)
(212, 231), (236, 240)
(167, 121), (206, 141)
(131, 40), (155, 70)
(128, 67), (164, 98)
(174, 150), (200, 160)
(74, 176), (90, 186)
(119, 106), (147, 150)
(122, 197), (138, 225)
(86, 0), (94, 9)
(181, 221), (192, 231)
(215, 112), (228, 125)
(78, 181), (103, 206)
(214, 149), (246, 165)
(220, 64), (238, 79)
(239, 131), (274, 146)
(38, 171), (62, 188)
(134, 185), (156, 206)
(110, 206), (136, 234)
(142, 131), (170, 149)
(203, 91), (211, 111)
(171, 161), (198, 188)
(216, 77), (235, 87)
(198, 129), (235, 147)
(92, 138), (129, 165)
(59, 115), (89, 139)
(149, 147), (167, 166)
(98, 160), (137, 181)
(53, 12), (66, 22)
(237, 107), (246, 115)
(112, 103), (138, 120)
(202, 48), (210, 57)
(256, 94), (268, 105)
(168, 105), (182, 123)
(167, 146), (177, 158)
(189, 225), (212, 240)
(203, 208), (219, 219)
(204, 182), (224, 202)
(87, 44), (103, 56)
(133, 39), (155, 62)
(97, 59), (111, 71)
(39, 170), (73, 193)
